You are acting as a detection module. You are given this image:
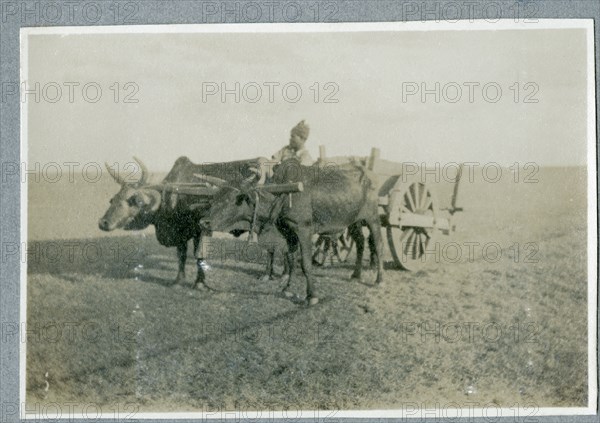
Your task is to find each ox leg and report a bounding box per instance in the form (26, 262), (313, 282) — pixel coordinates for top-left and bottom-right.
(349, 223), (365, 280)
(268, 250), (275, 279)
(281, 251), (293, 285)
(364, 220), (384, 284)
(175, 242), (187, 284)
(298, 228), (319, 305)
(193, 233), (208, 290)
(368, 232), (377, 269)
(193, 234), (201, 256)
(276, 220), (298, 297)
(260, 250), (275, 282)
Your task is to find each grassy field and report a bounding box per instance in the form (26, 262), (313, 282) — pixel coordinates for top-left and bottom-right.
(25, 166), (590, 412)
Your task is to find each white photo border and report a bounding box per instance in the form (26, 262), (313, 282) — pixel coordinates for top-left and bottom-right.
(19, 19), (598, 419)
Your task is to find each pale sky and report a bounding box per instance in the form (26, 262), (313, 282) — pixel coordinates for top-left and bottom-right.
(26, 25), (590, 171)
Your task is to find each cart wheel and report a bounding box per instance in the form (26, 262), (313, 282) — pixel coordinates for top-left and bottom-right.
(312, 229), (355, 266)
(387, 182), (438, 271)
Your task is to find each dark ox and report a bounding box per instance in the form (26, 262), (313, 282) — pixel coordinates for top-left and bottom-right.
(98, 156), (264, 288)
(202, 159), (384, 305)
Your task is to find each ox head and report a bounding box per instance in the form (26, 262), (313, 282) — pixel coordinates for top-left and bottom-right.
(200, 167), (272, 233)
(98, 157), (162, 231)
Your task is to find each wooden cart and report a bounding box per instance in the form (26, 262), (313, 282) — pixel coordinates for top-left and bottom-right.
(312, 147), (464, 271)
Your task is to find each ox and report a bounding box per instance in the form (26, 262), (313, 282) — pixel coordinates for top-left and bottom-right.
(201, 159), (384, 305)
(98, 156), (263, 288)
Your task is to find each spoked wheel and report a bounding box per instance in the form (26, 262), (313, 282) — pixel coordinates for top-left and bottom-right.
(386, 182), (438, 271)
(312, 228), (355, 266)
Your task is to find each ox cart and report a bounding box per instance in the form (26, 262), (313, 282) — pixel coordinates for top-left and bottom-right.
(153, 149), (463, 273)
(312, 147), (464, 271)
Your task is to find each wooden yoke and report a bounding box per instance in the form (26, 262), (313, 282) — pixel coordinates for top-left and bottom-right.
(259, 182), (304, 208)
(149, 183), (218, 210)
(151, 180), (304, 210)
(159, 183), (219, 197)
(155, 181), (303, 197)
(259, 182), (304, 194)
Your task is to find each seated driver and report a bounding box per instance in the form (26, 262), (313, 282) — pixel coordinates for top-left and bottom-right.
(272, 120), (314, 166)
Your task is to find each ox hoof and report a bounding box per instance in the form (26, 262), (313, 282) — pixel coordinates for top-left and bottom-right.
(194, 282), (210, 292)
(258, 275), (271, 283)
(307, 297), (319, 306)
(350, 271), (361, 280)
(280, 275), (290, 284)
(282, 289), (294, 299)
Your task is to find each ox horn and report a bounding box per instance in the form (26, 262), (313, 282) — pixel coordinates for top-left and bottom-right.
(193, 174), (229, 187)
(105, 162), (126, 185)
(133, 156), (149, 186)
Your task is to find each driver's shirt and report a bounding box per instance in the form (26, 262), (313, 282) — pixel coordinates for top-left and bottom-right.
(272, 146), (313, 166)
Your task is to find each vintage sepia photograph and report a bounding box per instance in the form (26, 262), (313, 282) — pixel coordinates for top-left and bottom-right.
(20, 20), (597, 419)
